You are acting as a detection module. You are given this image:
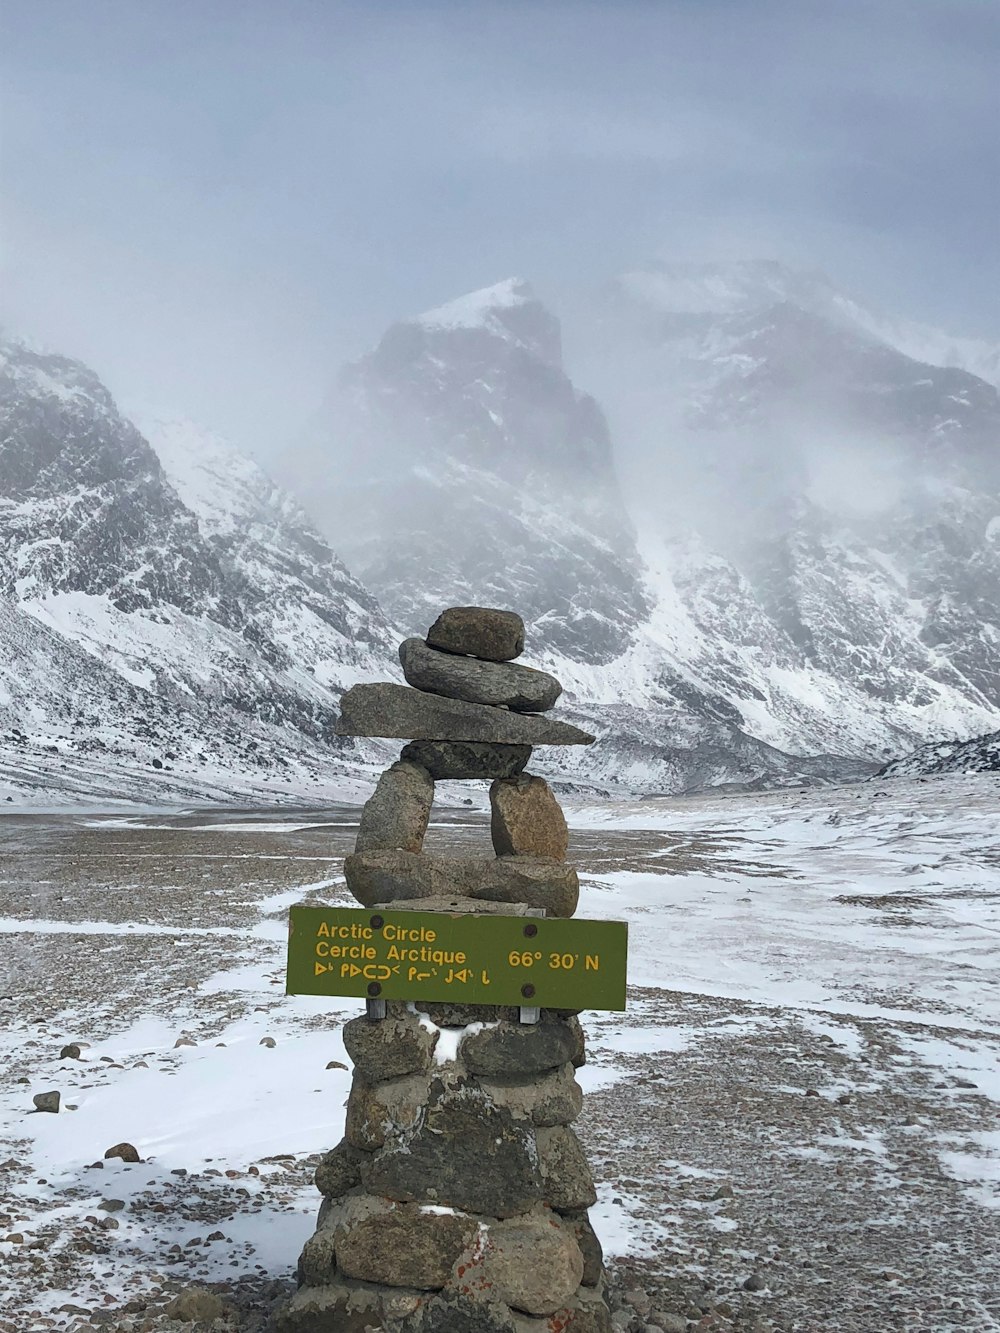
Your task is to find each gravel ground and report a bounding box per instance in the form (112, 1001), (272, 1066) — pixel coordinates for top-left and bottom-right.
(1, 783), (998, 1332)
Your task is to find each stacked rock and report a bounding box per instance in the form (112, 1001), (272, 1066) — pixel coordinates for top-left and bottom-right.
(279, 608), (610, 1333)
(337, 606), (593, 921)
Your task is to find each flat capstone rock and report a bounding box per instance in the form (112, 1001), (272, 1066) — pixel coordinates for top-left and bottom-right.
(400, 740), (531, 780)
(426, 606), (525, 661)
(399, 638), (562, 713)
(335, 683), (594, 746)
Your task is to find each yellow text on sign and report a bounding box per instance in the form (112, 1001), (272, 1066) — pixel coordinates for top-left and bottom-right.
(286, 906), (628, 1010)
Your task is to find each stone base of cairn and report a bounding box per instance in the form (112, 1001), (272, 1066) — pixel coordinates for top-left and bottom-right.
(278, 608), (610, 1333)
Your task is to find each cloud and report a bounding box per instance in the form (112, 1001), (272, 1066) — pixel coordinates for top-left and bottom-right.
(1, 0), (998, 459)
(459, 93), (750, 167)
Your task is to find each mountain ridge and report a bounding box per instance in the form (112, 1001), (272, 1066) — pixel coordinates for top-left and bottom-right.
(0, 334), (400, 805)
(5, 260), (1000, 804)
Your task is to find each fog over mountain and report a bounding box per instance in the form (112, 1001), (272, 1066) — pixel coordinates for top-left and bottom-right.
(296, 279), (651, 664)
(282, 259), (1000, 789)
(4, 253), (1000, 803)
(5, 3), (1000, 464)
(573, 260), (1000, 725)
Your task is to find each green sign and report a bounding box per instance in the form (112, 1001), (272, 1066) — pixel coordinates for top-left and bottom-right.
(286, 906), (628, 1011)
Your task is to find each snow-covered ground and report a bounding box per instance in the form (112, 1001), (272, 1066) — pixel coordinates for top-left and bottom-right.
(574, 776), (1000, 1030)
(1, 775), (998, 1330)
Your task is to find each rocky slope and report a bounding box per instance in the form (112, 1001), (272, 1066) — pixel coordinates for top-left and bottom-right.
(879, 728), (1000, 777)
(141, 416), (395, 699)
(0, 595), (372, 807)
(0, 337), (397, 804)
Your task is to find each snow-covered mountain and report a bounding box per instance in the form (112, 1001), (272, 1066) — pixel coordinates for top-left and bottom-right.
(283, 278), (864, 792)
(140, 417), (395, 697)
(298, 279), (652, 666)
(606, 259), (1000, 388)
(0, 594), (375, 808)
(6, 259), (1000, 804)
(563, 261), (1000, 761)
(278, 267), (999, 790)
(0, 336), (397, 805)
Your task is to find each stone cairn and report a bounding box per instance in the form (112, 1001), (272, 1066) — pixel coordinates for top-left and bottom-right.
(279, 607), (611, 1333)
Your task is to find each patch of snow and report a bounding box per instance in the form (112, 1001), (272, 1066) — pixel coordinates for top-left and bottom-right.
(415, 278), (531, 332)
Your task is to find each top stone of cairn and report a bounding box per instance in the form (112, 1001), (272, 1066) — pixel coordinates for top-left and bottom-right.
(426, 606), (525, 662)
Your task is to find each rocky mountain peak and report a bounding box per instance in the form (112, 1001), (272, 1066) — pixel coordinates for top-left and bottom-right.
(301, 283), (650, 665)
(0, 338), (402, 804)
(0, 336), (224, 614)
(410, 277), (560, 366)
(1, 335), (152, 497)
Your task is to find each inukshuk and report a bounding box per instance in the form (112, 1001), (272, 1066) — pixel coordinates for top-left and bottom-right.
(279, 607), (611, 1333)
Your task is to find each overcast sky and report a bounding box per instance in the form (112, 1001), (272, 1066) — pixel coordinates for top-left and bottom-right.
(2, 0), (999, 459)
